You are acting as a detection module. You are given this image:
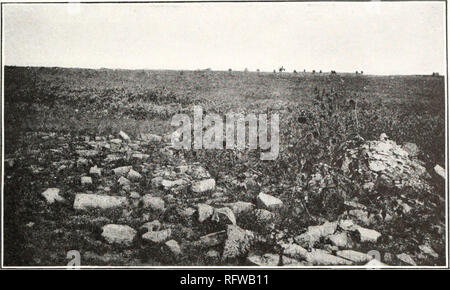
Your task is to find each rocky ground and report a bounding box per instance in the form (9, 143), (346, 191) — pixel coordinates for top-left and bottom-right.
(3, 130), (446, 267)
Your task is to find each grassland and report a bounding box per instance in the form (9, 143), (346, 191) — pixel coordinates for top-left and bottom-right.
(2, 66), (446, 266)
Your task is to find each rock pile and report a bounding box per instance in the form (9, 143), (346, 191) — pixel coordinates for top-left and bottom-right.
(5, 131), (443, 266)
(341, 134), (431, 192)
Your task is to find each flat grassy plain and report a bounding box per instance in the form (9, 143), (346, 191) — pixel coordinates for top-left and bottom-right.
(5, 66), (445, 165)
(2, 66), (446, 266)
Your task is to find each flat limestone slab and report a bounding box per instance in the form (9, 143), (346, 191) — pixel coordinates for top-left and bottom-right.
(73, 193), (127, 210)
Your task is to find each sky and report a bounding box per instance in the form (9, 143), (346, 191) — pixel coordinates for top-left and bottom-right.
(2, 1), (447, 75)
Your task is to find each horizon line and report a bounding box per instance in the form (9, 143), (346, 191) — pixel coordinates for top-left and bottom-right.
(3, 64), (445, 77)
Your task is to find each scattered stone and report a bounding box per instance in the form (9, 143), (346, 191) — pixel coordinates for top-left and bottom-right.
(434, 165), (445, 179)
(205, 250), (221, 263)
(402, 142), (419, 158)
(129, 191), (141, 199)
(199, 231), (227, 248)
(348, 209), (372, 226)
(191, 178), (216, 193)
(127, 169), (142, 181)
(77, 157), (89, 167)
(339, 219), (358, 231)
(364, 259), (388, 267)
(119, 131), (131, 141)
(81, 176), (93, 186)
(140, 133), (162, 143)
(247, 253), (303, 266)
(336, 250), (372, 264)
(396, 253), (417, 266)
(142, 229), (172, 244)
(161, 179), (189, 190)
(132, 153), (150, 160)
(164, 194), (176, 203)
(41, 188), (64, 204)
(140, 220), (162, 233)
(83, 251), (125, 265)
(323, 244), (339, 253)
(197, 203), (214, 223)
(57, 165), (67, 172)
(344, 200), (367, 210)
(105, 154), (121, 163)
(356, 227), (381, 243)
(223, 201), (255, 217)
(180, 207), (196, 218)
(142, 195), (165, 212)
(113, 166), (132, 177)
(281, 243), (308, 260)
(256, 192), (283, 211)
(211, 207), (237, 225)
(89, 166), (102, 177)
(151, 176), (163, 187)
(305, 249), (353, 266)
(164, 240), (182, 259)
(222, 225), (254, 261)
(384, 252), (394, 264)
(175, 165), (189, 174)
(328, 232), (354, 249)
(212, 192), (224, 198)
(76, 149), (99, 157)
(101, 224), (136, 246)
(419, 245), (438, 258)
(295, 221), (337, 248)
(362, 182), (375, 191)
(5, 158), (14, 168)
(73, 194), (127, 210)
(188, 165), (211, 179)
(118, 176), (131, 186)
(398, 200), (413, 214)
(253, 209), (275, 223)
